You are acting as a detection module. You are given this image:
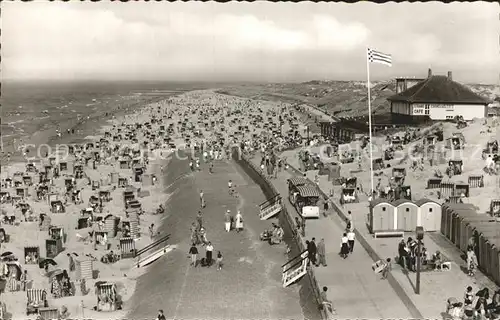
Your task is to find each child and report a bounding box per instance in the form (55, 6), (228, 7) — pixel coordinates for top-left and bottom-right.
(216, 251), (223, 271)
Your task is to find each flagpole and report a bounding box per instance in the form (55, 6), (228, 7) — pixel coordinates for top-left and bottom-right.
(366, 48), (375, 196)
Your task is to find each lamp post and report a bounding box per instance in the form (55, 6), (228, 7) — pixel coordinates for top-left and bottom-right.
(416, 226), (424, 294)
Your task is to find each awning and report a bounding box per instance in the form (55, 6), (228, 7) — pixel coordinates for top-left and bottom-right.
(288, 177), (309, 187)
(296, 185), (320, 198)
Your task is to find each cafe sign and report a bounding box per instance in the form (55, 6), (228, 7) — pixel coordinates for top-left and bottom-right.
(412, 103), (454, 115)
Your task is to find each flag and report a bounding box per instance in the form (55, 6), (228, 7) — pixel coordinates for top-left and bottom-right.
(367, 48), (392, 67)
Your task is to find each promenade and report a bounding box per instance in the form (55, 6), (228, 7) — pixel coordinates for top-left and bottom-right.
(128, 156), (304, 320)
(280, 148), (498, 319)
(246, 155), (414, 319)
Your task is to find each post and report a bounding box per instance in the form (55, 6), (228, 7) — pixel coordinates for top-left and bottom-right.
(415, 226), (424, 295)
(416, 239), (421, 294)
(366, 49), (375, 195)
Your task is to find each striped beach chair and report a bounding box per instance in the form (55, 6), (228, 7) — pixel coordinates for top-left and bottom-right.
(26, 289), (47, 315)
(96, 283), (117, 312)
(120, 237), (136, 259)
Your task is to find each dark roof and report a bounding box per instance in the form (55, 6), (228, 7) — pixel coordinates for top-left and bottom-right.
(414, 198), (440, 206)
(387, 76), (490, 105)
(393, 199), (417, 207)
(296, 185), (320, 198)
(369, 199), (394, 207)
(288, 177), (310, 187)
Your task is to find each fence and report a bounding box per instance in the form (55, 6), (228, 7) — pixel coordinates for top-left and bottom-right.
(231, 148), (326, 320)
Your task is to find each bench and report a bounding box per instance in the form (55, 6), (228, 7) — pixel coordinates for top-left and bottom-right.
(373, 230), (404, 239)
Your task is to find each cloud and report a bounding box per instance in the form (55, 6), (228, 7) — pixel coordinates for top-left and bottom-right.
(1, 2), (498, 83)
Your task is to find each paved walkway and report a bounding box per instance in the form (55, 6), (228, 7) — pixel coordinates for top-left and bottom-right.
(128, 157), (304, 319)
(247, 155), (413, 319)
(282, 149), (499, 319)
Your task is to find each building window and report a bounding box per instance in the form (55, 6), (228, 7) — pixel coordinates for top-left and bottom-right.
(446, 115), (454, 119)
(424, 105), (430, 115)
(406, 208), (410, 212)
(429, 208), (433, 212)
(382, 207), (386, 211)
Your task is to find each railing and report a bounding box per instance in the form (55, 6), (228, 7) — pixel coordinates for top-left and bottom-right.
(259, 194), (281, 211)
(134, 234), (170, 258)
(282, 249), (308, 272)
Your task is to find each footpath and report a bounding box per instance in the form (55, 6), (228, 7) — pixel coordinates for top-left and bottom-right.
(281, 149), (499, 319)
(247, 156), (414, 319)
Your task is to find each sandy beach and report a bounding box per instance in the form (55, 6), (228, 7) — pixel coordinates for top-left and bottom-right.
(1, 89), (319, 320)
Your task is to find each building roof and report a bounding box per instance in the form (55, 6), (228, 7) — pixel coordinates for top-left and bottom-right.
(296, 185), (320, 198)
(393, 199), (417, 207)
(414, 198), (440, 207)
(387, 75), (491, 105)
(369, 199), (394, 208)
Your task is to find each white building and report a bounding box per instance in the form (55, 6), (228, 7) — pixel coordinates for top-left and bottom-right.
(388, 69), (490, 121)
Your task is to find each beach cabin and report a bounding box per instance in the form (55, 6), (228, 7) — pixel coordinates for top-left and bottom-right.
(0, 191), (11, 203)
(119, 237), (136, 258)
(23, 175), (33, 186)
(24, 246), (40, 264)
(59, 161), (68, 172)
(50, 200), (65, 213)
(77, 216), (91, 229)
(26, 162), (36, 172)
(99, 189), (112, 202)
(49, 226), (64, 242)
(372, 158), (384, 170)
(118, 177), (128, 188)
(0, 228), (8, 243)
(455, 183), (470, 198)
(15, 187), (28, 198)
(369, 200), (398, 236)
(95, 231), (109, 248)
(134, 167), (144, 182)
(26, 289), (48, 315)
(104, 215), (119, 238)
(38, 172), (48, 184)
(96, 282), (118, 312)
(394, 199), (418, 232)
(47, 193), (58, 205)
(119, 160), (130, 170)
(415, 199), (442, 232)
(110, 172), (119, 184)
(45, 238), (64, 258)
(75, 257), (94, 281)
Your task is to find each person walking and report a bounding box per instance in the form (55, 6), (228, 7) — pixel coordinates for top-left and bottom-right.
(235, 211), (244, 233)
(467, 247), (478, 276)
(320, 286), (337, 319)
(347, 230), (355, 253)
(224, 210), (231, 232)
(20, 270), (28, 291)
(216, 251), (223, 271)
(149, 223), (156, 239)
(205, 242), (214, 267)
(199, 190), (205, 208)
(317, 238), (327, 267)
(189, 244), (198, 267)
(308, 238), (318, 266)
(340, 233), (349, 259)
(381, 258), (392, 279)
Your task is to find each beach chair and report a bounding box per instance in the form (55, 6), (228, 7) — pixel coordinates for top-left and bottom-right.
(26, 289), (48, 315)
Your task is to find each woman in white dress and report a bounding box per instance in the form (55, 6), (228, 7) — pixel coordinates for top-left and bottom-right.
(235, 211), (244, 233)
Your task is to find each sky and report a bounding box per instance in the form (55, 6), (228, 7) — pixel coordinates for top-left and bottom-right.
(2, 1), (499, 84)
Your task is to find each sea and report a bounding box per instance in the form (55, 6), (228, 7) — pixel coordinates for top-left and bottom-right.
(0, 80), (221, 163)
